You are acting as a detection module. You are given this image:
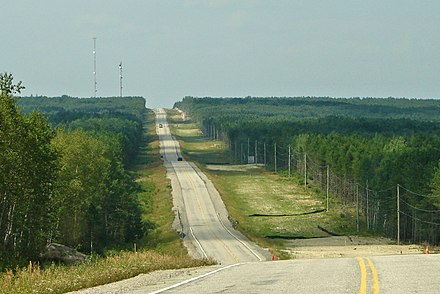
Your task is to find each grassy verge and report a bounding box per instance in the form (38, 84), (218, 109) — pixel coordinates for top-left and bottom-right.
(167, 109), (232, 164)
(167, 110), (356, 258)
(0, 109), (213, 294)
(0, 251), (210, 294)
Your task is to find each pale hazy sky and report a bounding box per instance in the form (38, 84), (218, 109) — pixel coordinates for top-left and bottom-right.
(2, 1), (440, 107)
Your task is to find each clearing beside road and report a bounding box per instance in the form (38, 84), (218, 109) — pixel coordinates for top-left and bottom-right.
(167, 109), (433, 259)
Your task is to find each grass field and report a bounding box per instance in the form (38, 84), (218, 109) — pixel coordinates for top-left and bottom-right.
(167, 110), (233, 164)
(167, 109), (357, 257)
(0, 110), (213, 294)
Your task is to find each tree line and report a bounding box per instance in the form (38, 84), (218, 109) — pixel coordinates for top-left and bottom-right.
(0, 73), (147, 270)
(175, 96), (440, 244)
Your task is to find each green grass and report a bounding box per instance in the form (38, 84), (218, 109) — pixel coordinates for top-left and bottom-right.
(167, 111), (357, 257)
(0, 110), (214, 294)
(0, 251), (211, 294)
(167, 113), (233, 165)
(211, 170), (356, 237)
(134, 110), (187, 253)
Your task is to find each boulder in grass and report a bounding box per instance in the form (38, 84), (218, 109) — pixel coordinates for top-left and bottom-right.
(40, 243), (88, 265)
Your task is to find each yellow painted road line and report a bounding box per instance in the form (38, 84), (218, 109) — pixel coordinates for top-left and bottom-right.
(185, 168), (239, 263)
(366, 257), (380, 294)
(357, 257), (367, 294)
(357, 257), (380, 294)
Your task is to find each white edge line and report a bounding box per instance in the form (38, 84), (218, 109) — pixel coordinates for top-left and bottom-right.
(217, 213), (263, 261)
(150, 263), (242, 294)
(190, 226), (208, 259)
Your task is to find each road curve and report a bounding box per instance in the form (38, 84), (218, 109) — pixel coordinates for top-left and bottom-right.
(154, 108), (268, 265)
(148, 254), (440, 293)
(70, 251), (440, 293)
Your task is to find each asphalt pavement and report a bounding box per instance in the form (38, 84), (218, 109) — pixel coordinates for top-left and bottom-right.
(154, 108), (267, 264)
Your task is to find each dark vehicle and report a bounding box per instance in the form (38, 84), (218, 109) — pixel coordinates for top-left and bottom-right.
(177, 157), (183, 161)
(159, 123), (163, 128)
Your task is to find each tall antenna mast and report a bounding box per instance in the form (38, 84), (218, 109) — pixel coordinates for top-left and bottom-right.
(93, 37), (97, 97)
(119, 61), (123, 97)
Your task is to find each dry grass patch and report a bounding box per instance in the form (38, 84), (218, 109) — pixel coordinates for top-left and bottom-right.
(232, 173), (322, 215)
(0, 251), (212, 294)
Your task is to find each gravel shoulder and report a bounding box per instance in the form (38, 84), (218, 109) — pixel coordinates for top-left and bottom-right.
(68, 265), (222, 294)
(285, 236), (425, 259)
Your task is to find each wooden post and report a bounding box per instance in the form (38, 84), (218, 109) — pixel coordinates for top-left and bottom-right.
(288, 145), (291, 177)
(274, 143), (277, 172)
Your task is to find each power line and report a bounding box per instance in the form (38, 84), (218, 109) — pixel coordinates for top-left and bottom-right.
(400, 185), (439, 199)
(400, 210), (440, 226)
(400, 199), (440, 213)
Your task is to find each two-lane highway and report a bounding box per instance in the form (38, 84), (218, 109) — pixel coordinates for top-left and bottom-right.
(149, 254), (440, 293)
(154, 108), (267, 264)
(72, 109), (439, 293)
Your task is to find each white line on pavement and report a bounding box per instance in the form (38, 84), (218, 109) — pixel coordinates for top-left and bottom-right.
(150, 263), (242, 294)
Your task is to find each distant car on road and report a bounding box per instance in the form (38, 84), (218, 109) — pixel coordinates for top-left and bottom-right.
(177, 157), (183, 161)
(159, 124), (163, 128)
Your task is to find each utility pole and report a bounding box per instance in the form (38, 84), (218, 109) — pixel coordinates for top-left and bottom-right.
(255, 140), (258, 164)
(93, 37), (97, 97)
(356, 184), (359, 232)
(119, 62), (123, 97)
(304, 152), (307, 190)
(288, 145), (291, 177)
(274, 143), (277, 172)
(263, 142), (266, 166)
(397, 184), (400, 245)
(366, 181), (370, 230)
(412, 208), (416, 243)
(247, 138), (250, 163)
(326, 165), (330, 212)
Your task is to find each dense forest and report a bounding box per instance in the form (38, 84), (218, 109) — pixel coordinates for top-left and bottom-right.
(175, 96), (440, 245)
(0, 73), (148, 270)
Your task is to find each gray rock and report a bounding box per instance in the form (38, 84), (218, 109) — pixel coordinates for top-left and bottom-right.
(40, 243), (88, 265)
